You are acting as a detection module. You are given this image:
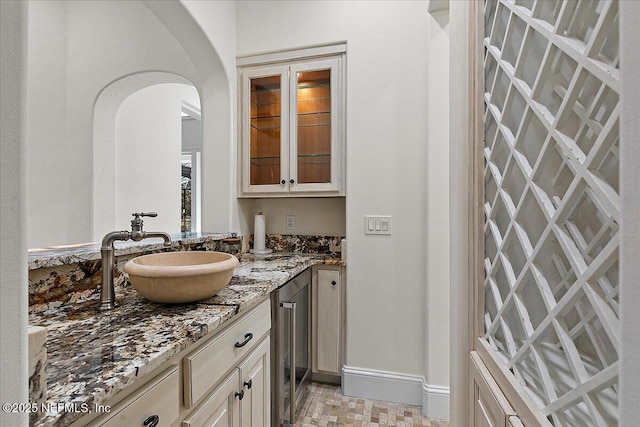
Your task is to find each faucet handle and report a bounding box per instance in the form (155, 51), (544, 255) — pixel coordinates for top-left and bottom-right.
(133, 212), (157, 218)
(131, 212), (157, 231)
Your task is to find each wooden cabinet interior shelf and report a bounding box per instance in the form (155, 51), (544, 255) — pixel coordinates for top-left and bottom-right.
(251, 153), (331, 165)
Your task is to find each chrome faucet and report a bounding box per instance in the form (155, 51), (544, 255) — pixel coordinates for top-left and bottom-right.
(99, 212), (172, 310)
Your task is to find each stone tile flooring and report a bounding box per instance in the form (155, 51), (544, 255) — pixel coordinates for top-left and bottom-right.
(296, 382), (449, 427)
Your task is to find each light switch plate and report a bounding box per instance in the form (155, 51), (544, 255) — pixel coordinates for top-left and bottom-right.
(364, 215), (391, 235)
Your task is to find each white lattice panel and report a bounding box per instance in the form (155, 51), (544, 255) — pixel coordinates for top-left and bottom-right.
(483, 1), (620, 425)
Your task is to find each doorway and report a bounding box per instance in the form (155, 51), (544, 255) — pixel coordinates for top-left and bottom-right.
(181, 100), (202, 233)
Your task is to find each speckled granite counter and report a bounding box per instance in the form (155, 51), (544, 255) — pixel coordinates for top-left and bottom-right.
(28, 232), (245, 311)
(29, 253), (342, 427)
(27, 232), (240, 270)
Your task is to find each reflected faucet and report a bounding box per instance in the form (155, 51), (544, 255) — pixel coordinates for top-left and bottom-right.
(99, 212), (172, 310)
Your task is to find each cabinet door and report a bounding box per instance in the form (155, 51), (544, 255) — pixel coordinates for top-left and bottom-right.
(313, 269), (342, 375)
(238, 337), (270, 427)
(470, 352), (516, 427)
(182, 369), (241, 427)
(240, 65), (290, 194)
(289, 58), (342, 194)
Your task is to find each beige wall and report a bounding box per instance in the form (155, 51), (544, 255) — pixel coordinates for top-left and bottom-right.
(0, 1), (28, 425)
(424, 10), (451, 388)
(252, 198), (346, 236)
(237, 0), (450, 387)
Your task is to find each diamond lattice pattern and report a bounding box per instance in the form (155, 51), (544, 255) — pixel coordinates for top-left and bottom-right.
(483, 1), (620, 425)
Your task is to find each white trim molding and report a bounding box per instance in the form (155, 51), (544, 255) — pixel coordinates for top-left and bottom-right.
(422, 382), (450, 421)
(181, 100), (201, 121)
(342, 366), (423, 406)
(236, 41), (346, 67)
(342, 366), (450, 421)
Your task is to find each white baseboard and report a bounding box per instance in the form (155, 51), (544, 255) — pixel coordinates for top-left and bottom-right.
(422, 382), (450, 421)
(342, 365), (423, 406)
(341, 365), (450, 421)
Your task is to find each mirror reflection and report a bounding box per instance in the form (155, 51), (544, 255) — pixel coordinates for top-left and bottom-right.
(110, 83), (201, 238)
(26, 0), (203, 248)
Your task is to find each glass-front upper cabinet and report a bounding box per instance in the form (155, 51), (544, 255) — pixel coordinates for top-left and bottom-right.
(239, 46), (345, 197)
(244, 66), (290, 193)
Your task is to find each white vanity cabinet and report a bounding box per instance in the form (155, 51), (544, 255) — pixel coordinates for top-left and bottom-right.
(182, 300), (271, 427)
(237, 44), (346, 198)
(80, 300), (271, 427)
(311, 265), (345, 382)
(182, 338), (270, 427)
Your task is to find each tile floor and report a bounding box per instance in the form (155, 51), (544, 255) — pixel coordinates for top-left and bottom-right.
(296, 382), (450, 427)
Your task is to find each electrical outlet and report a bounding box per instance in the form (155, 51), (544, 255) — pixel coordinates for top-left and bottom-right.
(286, 215), (295, 230)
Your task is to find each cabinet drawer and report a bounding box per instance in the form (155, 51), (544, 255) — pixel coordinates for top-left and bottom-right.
(93, 366), (179, 427)
(183, 300), (271, 408)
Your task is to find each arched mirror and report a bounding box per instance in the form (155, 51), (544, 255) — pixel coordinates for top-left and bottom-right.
(25, 0), (204, 248)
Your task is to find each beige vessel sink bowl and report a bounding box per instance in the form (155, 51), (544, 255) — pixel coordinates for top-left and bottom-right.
(124, 251), (239, 304)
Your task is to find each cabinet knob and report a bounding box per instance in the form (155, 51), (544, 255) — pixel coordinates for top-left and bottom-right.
(281, 179), (286, 185)
(244, 379), (253, 389)
(331, 280), (337, 286)
(143, 415), (159, 427)
(235, 390), (245, 400)
(290, 179), (295, 184)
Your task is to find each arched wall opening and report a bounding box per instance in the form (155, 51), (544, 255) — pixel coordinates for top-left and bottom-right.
(92, 72), (201, 239)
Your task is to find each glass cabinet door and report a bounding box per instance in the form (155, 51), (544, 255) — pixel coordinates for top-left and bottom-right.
(289, 58), (341, 193)
(239, 55), (343, 197)
(250, 75), (281, 185)
(242, 67), (289, 193)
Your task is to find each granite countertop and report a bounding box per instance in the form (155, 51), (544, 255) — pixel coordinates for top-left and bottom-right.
(27, 232), (237, 270)
(29, 253), (342, 427)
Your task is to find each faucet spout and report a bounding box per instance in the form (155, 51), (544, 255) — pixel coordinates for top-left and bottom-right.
(143, 231), (172, 247)
(99, 213), (172, 311)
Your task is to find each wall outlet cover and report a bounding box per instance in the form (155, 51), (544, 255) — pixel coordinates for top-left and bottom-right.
(286, 215), (295, 230)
